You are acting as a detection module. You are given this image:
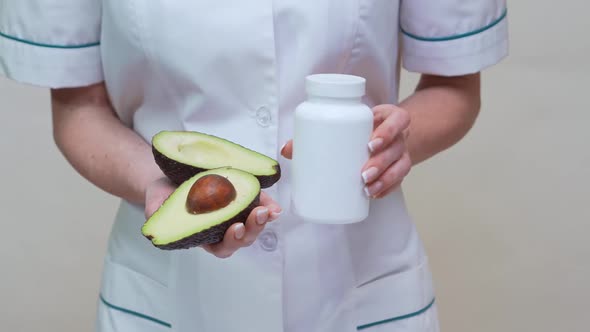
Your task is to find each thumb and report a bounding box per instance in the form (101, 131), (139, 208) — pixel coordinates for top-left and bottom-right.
(280, 140), (293, 159)
(145, 202), (160, 220)
(145, 178), (176, 219)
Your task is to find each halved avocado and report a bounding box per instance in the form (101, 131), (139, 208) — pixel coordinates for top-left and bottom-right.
(152, 131), (281, 188)
(142, 167), (260, 250)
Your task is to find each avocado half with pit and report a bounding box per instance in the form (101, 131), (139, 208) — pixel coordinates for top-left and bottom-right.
(142, 167), (260, 250)
(152, 131), (281, 188)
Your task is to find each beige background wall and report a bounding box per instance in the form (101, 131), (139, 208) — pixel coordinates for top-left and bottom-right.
(1, 1), (588, 331)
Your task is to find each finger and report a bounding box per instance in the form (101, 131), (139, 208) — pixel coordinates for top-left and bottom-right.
(242, 206), (270, 245)
(280, 140), (293, 159)
(145, 200), (161, 220)
(203, 222), (247, 258)
(361, 136), (406, 185)
(201, 244), (216, 256)
(259, 191), (276, 206)
(202, 204), (271, 257)
(369, 107), (410, 154)
(364, 152), (412, 198)
(144, 179), (176, 219)
(373, 180), (402, 199)
(372, 104), (393, 130)
(151, 186), (175, 208)
(259, 192), (283, 220)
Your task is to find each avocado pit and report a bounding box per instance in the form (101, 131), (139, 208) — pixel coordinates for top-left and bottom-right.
(186, 174), (237, 214)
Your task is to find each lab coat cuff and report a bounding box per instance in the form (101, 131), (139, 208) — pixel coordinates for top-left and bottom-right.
(401, 12), (509, 76)
(0, 34), (103, 88)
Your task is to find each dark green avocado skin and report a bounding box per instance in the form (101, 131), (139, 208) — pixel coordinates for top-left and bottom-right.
(148, 194), (260, 250)
(152, 145), (281, 189)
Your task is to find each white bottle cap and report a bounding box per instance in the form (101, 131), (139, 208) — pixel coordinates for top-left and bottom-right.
(306, 74), (366, 98)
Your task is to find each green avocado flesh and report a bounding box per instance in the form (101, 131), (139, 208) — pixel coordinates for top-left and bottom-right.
(152, 131), (281, 188)
(142, 167), (261, 250)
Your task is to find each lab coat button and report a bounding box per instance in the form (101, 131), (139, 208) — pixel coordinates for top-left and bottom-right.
(259, 230), (278, 251)
(256, 107), (272, 127)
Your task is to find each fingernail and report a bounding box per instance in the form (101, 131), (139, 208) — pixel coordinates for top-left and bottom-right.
(257, 208), (269, 225)
(368, 138), (384, 153)
(280, 142), (288, 154)
(364, 181), (383, 197)
(362, 167), (379, 184)
(234, 224), (245, 240)
(270, 211), (282, 220)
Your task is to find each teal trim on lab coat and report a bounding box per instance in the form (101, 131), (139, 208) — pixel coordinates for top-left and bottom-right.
(401, 8), (508, 42)
(0, 31), (100, 49)
(99, 294), (172, 328)
(100, 293), (433, 329)
(356, 297), (436, 330)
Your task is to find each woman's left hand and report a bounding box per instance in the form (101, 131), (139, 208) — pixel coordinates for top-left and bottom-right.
(360, 104), (412, 198)
(280, 104), (412, 199)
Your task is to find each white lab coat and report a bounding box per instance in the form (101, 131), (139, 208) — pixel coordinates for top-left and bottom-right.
(0, 1), (508, 331)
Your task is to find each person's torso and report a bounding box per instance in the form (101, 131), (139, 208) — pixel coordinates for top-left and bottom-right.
(100, 0), (402, 145)
(97, 1), (433, 331)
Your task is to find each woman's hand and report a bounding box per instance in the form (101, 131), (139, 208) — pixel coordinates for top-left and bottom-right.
(144, 177), (178, 219)
(280, 104), (412, 199)
(144, 177), (282, 259)
(360, 104), (412, 198)
(202, 192), (282, 258)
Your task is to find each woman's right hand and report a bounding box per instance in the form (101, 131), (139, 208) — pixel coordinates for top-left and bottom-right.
(144, 177), (178, 219)
(51, 83), (283, 259)
(202, 191), (282, 258)
(144, 177), (282, 259)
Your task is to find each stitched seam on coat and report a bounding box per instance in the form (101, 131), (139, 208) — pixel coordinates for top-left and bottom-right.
(99, 294), (172, 328)
(403, 35), (507, 59)
(401, 8), (507, 42)
(337, 0), (363, 72)
(356, 297), (436, 330)
(0, 31), (99, 49)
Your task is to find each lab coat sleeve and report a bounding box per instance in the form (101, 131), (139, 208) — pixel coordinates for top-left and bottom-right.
(0, 0), (103, 88)
(400, 0), (509, 76)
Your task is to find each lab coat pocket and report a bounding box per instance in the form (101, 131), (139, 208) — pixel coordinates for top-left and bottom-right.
(98, 257), (172, 331)
(354, 257), (435, 330)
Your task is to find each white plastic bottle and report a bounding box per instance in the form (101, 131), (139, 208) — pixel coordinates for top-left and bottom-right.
(291, 74), (373, 224)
